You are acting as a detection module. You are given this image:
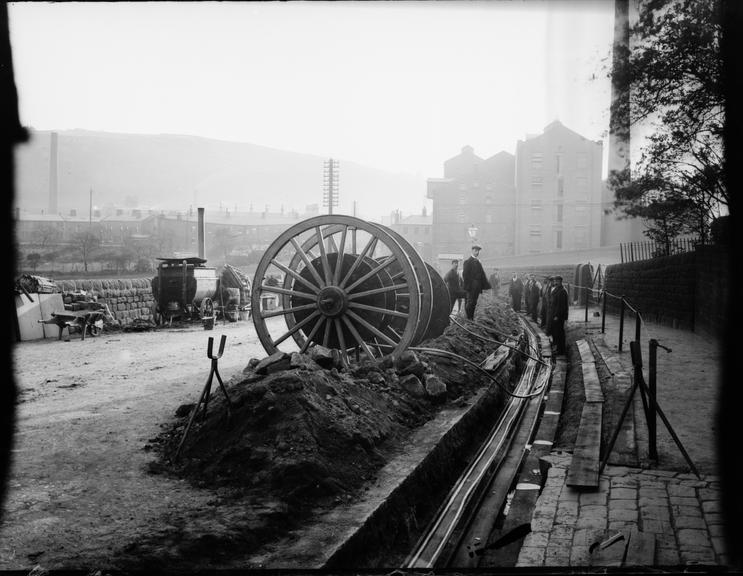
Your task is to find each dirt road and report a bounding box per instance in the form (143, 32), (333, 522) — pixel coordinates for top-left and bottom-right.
(2, 320), (266, 570)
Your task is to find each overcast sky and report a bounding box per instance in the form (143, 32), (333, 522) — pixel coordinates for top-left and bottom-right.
(9, 0), (615, 179)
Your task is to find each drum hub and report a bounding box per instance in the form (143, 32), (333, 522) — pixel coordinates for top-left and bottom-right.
(317, 285), (347, 317)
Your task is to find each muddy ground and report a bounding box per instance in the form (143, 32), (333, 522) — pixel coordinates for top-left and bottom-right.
(2, 295), (523, 571)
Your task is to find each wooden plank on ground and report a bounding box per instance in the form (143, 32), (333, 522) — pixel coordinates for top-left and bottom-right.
(576, 339), (594, 364)
(566, 402), (603, 488)
(582, 363), (604, 402)
(624, 529), (655, 566)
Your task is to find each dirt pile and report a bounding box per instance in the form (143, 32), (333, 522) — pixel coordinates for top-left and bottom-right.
(142, 297), (523, 565)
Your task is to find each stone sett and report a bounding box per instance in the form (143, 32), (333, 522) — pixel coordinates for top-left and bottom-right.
(522, 531), (549, 548)
(670, 497), (701, 509)
(667, 484), (697, 498)
(639, 487), (668, 500)
(641, 518), (673, 533)
(572, 528), (604, 547)
(603, 466), (632, 477)
(608, 521), (635, 533)
(579, 492), (608, 506)
(569, 545), (591, 566)
(641, 505), (671, 521)
(544, 546), (570, 566)
(609, 499), (637, 511)
(559, 487), (580, 502)
(654, 533), (678, 548)
(530, 516), (553, 532)
(677, 528), (711, 548)
(556, 501), (579, 516)
(702, 500), (721, 515)
(656, 546), (681, 565)
(671, 504), (702, 518)
(707, 524), (726, 538)
(680, 546), (716, 564)
(549, 525), (575, 541)
(711, 536), (726, 556)
(609, 508), (637, 522)
(611, 476), (639, 488)
(609, 487), (636, 500)
(516, 546), (546, 567)
(644, 469), (678, 478)
(575, 515), (607, 530)
(638, 478), (667, 490)
(674, 515), (707, 530)
(703, 512), (724, 525)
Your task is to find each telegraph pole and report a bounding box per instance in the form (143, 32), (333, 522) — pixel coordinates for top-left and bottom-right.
(323, 158), (340, 215)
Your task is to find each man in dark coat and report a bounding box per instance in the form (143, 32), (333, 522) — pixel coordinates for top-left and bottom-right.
(550, 275), (569, 355)
(462, 245), (490, 320)
(443, 259), (464, 313)
(526, 273), (541, 322)
(509, 274), (523, 312)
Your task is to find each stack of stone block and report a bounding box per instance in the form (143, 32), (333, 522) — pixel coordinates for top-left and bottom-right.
(56, 278), (155, 326)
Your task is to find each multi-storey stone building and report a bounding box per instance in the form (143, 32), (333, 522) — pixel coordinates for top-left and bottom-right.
(427, 145), (515, 271)
(427, 121), (633, 267)
(514, 120), (604, 254)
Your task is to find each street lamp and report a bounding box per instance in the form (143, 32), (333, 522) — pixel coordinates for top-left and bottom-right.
(467, 224), (478, 244)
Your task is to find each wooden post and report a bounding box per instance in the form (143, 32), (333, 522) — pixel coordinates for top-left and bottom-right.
(619, 296), (626, 352)
(648, 340), (659, 460)
(635, 311), (641, 343)
(584, 285), (589, 322)
(601, 290), (607, 333)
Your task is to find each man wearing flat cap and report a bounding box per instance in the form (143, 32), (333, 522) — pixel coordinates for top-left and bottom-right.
(462, 244), (490, 320)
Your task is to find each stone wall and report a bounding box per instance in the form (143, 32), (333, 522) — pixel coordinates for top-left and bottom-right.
(56, 278), (154, 326)
(604, 247), (729, 335)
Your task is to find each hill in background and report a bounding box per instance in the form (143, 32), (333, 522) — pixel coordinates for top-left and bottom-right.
(14, 129), (429, 221)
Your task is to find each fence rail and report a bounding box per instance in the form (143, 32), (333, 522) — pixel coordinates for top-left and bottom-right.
(619, 237), (702, 263)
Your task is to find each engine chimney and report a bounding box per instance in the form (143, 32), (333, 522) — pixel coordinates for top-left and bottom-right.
(197, 207), (205, 259)
(49, 132), (59, 214)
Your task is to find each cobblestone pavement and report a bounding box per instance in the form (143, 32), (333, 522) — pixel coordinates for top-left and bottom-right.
(516, 453), (726, 567)
(515, 308), (729, 568)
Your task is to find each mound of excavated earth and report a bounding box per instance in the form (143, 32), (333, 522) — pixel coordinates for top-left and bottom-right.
(135, 298), (523, 568)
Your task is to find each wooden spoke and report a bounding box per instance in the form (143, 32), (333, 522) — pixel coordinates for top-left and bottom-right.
(273, 311), (321, 346)
(345, 309), (398, 347)
(369, 236), (378, 259)
(341, 315), (375, 359)
(261, 303), (318, 319)
(347, 283), (409, 301)
(270, 259), (320, 294)
(347, 302), (409, 319)
(327, 234), (338, 254)
(339, 234), (378, 289)
(333, 226), (348, 285)
(345, 255), (397, 293)
(290, 237), (325, 289)
(351, 227), (357, 254)
(334, 318), (348, 361)
(316, 226), (333, 286)
(300, 316), (326, 353)
(260, 284), (315, 300)
(391, 271), (405, 281)
(387, 325), (403, 340)
(322, 316), (332, 347)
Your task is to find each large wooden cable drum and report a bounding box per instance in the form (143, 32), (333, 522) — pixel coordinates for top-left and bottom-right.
(251, 215), (447, 360)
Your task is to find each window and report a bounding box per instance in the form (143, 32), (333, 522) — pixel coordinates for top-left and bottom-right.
(556, 204), (563, 223)
(575, 200), (588, 213)
(576, 177), (589, 197)
(531, 201), (543, 220)
(556, 154), (562, 174)
(532, 175), (544, 193)
(485, 195), (493, 205)
(555, 230), (563, 250)
(531, 153), (543, 170)
(557, 177), (564, 197)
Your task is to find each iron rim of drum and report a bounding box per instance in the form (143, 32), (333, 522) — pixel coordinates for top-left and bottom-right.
(250, 215), (450, 361)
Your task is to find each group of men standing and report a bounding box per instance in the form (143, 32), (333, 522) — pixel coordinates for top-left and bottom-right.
(441, 246), (569, 355)
(508, 273), (568, 355)
(443, 244), (490, 321)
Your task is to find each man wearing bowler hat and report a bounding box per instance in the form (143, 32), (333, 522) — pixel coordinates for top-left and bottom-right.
(462, 244), (490, 320)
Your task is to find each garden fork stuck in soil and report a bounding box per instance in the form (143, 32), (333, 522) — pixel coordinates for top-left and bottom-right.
(174, 334), (233, 461)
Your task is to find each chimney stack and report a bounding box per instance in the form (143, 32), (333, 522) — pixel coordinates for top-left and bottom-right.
(197, 207), (205, 259)
(49, 132), (59, 214)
